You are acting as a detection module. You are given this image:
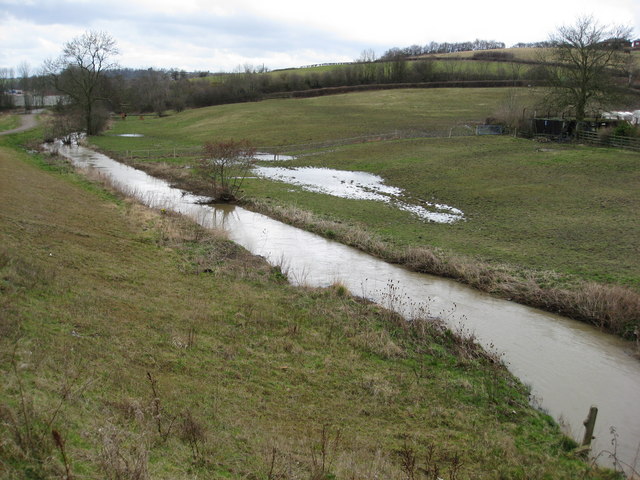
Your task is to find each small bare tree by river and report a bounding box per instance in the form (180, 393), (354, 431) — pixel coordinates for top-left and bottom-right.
(198, 139), (256, 202)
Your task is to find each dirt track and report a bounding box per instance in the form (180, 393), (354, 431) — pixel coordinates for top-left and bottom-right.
(0, 112), (39, 135)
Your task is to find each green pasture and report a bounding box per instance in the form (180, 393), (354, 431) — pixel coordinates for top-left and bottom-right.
(95, 87), (533, 151)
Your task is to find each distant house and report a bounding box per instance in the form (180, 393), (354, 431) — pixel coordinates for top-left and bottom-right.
(600, 38), (631, 50)
(633, 39), (640, 50)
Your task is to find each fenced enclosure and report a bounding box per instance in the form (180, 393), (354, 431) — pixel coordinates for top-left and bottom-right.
(476, 125), (504, 135)
(576, 131), (640, 152)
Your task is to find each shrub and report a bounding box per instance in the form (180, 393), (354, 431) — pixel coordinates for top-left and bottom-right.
(198, 139), (256, 202)
(612, 122), (639, 137)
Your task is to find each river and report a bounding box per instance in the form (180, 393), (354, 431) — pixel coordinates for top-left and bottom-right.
(50, 142), (640, 476)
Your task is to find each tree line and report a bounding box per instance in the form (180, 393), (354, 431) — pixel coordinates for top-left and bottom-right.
(3, 50), (541, 122)
(2, 17), (636, 137)
(378, 39), (507, 59)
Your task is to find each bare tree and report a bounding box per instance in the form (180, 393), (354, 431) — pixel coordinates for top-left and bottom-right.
(0, 67), (15, 109)
(17, 62), (32, 111)
(44, 30), (119, 135)
(541, 16), (632, 121)
(358, 49), (377, 63)
(126, 69), (171, 115)
(198, 140), (256, 202)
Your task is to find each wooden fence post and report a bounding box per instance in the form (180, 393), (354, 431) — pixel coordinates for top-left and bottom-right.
(581, 406), (598, 448)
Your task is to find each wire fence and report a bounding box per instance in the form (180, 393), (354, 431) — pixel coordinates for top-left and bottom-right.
(122, 127), (483, 159)
(119, 128), (640, 160)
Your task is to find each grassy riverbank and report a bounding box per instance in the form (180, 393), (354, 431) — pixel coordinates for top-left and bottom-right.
(0, 113), (20, 132)
(89, 88), (640, 339)
(239, 136), (640, 338)
(0, 131), (616, 478)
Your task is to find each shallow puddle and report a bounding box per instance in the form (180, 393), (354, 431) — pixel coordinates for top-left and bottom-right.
(253, 152), (295, 161)
(254, 166), (464, 223)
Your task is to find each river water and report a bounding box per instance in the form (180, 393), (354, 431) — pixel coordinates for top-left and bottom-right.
(50, 143), (640, 475)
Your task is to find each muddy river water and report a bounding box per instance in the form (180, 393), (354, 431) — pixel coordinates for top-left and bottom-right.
(52, 143), (640, 475)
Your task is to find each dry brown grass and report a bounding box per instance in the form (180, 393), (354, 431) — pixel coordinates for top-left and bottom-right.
(247, 199), (640, 341)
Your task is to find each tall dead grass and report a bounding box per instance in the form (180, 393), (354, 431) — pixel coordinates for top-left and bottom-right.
(247, 199), (640, 341)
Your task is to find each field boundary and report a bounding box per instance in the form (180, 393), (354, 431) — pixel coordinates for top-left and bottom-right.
(576, 130), (640, 151)
(122, 127), (486, 159)
(264, 80), (535, 100)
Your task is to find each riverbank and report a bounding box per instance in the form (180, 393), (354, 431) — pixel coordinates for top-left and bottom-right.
(244, 196), (640, 343)
(106, 149), (640, 343)
(0, 131), (616, 477)
(86, 92), (639, 341)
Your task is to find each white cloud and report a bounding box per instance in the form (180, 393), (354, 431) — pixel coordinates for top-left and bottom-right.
(0, 0), (637, 71)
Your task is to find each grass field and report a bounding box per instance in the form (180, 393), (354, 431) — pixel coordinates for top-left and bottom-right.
(0, 128), (612, 478)
(89, 87), (640, 336)
(94, 87), (527, 150)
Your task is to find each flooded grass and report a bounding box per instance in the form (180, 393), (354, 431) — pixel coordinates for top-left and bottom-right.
(244, 135), (640, 289)
(253, 165), (464, 223)
(0, 133), (616, 479)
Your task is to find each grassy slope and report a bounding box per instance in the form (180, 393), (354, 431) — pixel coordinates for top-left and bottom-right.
(0, 113), (20, 132)
(94, 88), (517, 149)
(422, 48), (546, 61)
(0, 132), (609, 478)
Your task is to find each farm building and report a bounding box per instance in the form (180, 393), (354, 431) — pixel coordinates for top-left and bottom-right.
(532, 118), (575, 138)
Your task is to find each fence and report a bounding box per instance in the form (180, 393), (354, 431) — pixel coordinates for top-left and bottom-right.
(123, 127), (482, 159)
(576, 131), (640, 152)
(123, 146), (201, 159)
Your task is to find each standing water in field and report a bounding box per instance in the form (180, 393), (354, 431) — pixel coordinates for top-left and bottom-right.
(50, 142), (640, 476)
(253, 166), (465, 223)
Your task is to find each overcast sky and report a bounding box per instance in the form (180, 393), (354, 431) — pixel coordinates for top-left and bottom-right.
(1, 0), (638, 73)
